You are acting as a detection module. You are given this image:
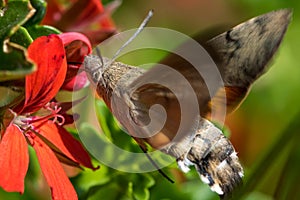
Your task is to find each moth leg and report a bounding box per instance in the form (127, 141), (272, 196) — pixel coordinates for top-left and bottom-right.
(132, 137), (175, 183)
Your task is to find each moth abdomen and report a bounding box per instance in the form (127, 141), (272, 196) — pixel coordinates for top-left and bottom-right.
(184, 119), (243, 196)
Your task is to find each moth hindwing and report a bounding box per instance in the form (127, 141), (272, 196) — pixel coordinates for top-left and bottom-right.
(84, 9), (292, 198)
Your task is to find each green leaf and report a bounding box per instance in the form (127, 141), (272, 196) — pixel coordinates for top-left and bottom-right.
(10, 26), (33, 47)
(0, 86), (23, 108)
(23, 0), (47, 27)
(0, 0), (36, 81)
(0, 0), (35, 41)
(86, 183), (121, 200)
(78, 123), (159, 200)
(79, 122), (117, 166)
(131, 174), (155, 200)
(94, 100), (171, 172)
(95, 100), (140, 152)
(27, 25), (61, 40)
(71, 163), (111, 200)
(0, 187), (28, 200)
(150, 177), (194, 200)
(83, 173), (155, 200)
(0, 42), (35, 81)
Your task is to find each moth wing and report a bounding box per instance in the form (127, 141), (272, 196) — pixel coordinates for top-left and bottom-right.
(127, 60), (214, 148)
(124, 9), (292, 148)
(204, 9), (292, 116)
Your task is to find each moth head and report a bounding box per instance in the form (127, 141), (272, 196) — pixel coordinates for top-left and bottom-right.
(84, 54), (111, 89)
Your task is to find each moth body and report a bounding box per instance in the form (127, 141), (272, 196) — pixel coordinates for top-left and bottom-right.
(84, 55), (243, 197)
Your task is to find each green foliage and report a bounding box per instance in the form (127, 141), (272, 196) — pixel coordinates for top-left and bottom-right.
(10, 27), (33, 48)
(23, 0), (47, 27)
(0, 0), (33, 41)
(95, 100), (141, 152)
(76, 105), (159, 200)
(0, 0), (36, 82)
(27, 25), (61, 40)
(0, 0), (58, 83)
(0, 0), (59, 112)
(72, 125), (156, 200)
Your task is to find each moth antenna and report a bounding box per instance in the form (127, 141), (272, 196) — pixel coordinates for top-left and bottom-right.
(107, 9), (154, 66)
(137, 143), (175, 184)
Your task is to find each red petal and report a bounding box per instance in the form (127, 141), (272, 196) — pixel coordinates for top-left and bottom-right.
(58, 33), (91, 90)
(99, 0), (121, 28)
(58, 0), (114, 30)
(0, 124), (29, 193)
(74, 0), (110, 27)
(59, 32), (91, 51)
(84, 28), (116, 47)
(31, 134), (78, 200)
(23, 35), (67, 113)
(41, 0), (64, 25)
(59, 33), (91, 64)
(34, 121), (97, 170)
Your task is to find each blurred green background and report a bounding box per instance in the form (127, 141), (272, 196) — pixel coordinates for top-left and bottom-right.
(1, 0), (299, 199)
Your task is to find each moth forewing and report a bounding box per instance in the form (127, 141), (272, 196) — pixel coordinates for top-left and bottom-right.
(207, 9), (292, 117)
(207, 9), (292, 87)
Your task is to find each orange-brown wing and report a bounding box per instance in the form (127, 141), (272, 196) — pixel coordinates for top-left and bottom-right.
(127, 63), (209, 149)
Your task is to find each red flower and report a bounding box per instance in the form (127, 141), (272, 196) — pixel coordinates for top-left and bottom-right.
(59, 32), (92, 91)
(43, 0), (117, 46)
(0, 34), (97, 199)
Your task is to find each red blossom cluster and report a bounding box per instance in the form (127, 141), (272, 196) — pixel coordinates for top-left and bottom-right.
(0, 0), (116, 199)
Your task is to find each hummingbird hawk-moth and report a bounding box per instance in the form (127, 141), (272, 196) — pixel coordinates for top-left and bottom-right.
(84, 9), (291, 198)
